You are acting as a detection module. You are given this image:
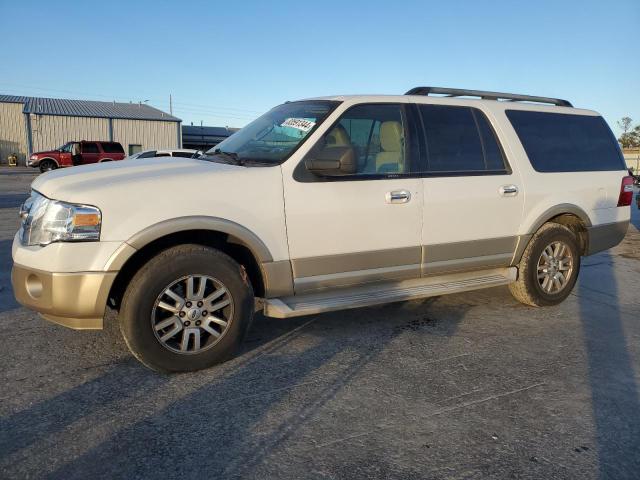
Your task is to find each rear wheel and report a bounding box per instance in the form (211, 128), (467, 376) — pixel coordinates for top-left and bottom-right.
(119, 244), (254, 372)
(39, 160), (57, 173)
(509, 223), (581, 307)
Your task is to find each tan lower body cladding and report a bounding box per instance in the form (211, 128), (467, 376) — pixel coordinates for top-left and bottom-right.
(289, 237), (520, 294)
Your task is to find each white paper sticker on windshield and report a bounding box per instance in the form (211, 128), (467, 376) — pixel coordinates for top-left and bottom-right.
(281, 118), (315, 132)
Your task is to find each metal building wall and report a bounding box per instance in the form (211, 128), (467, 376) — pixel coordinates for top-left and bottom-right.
(112, 119), (180, 154)
(31, 115), (110, 153)
(0, 102), (27, 165)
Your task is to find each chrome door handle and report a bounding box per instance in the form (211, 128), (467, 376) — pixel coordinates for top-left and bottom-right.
(386, 190), (411, 204)
(499, 185), (518, 197)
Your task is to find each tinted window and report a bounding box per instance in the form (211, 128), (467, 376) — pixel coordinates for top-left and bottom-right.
(155, 153), (171, 157)
(419, 105), (507, 173)
(172, 152), (194, 158)
(506, 110), (625, 172)
(82, 142), (99, 154)
(137, 151), (157, 159)
(101, 142), (124, 153)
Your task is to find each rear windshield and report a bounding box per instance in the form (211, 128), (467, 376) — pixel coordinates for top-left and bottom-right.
(101, 142), (125, 154)
(506, 110), (625, 172)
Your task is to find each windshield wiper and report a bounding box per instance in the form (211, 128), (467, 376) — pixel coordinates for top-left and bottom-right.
(202, 150), (275, 167)
(205, 149), (245, 165)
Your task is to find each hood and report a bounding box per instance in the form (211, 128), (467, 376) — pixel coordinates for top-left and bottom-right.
(32, 157), (244, 202)
(32, 149), (59, 156)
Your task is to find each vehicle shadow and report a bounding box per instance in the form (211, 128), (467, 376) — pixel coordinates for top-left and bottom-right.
(1, 298), (469, 479)
(577, 218), (640, 478)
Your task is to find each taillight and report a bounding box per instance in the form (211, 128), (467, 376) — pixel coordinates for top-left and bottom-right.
(617, 176), (634, 207)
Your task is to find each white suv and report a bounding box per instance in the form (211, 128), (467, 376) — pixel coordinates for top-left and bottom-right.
(12, 87), (632, 372)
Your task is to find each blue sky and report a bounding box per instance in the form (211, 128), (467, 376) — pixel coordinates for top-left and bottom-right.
(1, 0), (638, 134)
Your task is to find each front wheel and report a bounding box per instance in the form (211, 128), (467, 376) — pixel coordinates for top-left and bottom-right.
(509, 223), (581, 307)
(39, 160), (57, 173)
(119, 245), (254, 372)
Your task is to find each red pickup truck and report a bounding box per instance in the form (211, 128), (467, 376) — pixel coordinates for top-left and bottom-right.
(28, 141), (126, 173)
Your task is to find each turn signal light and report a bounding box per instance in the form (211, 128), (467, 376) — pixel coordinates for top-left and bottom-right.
(73, 213), (101, 227)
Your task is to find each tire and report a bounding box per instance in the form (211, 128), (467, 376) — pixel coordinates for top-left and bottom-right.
(39, 160), (57, 173)
(509, 222), (581, 307)
(119, 244), (254, 372)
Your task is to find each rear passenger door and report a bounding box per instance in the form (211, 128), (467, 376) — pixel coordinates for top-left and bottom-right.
(81, 142), (100, 164)
(416, 104), (524, 274)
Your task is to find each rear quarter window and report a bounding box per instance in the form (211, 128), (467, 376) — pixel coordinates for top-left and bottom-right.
(506, 110), (625, 172)
(102, 142), (125, 154)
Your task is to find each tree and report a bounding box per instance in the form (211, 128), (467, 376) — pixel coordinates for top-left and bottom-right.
(618, 117), (640, 148)
(618, 117), (633, 134)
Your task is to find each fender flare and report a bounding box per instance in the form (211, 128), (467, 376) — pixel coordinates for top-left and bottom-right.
(526, 203), (592, 234)
(38, 157), (60, 168)
(512, 204), (593, 265)
(106, 216), (274, 271)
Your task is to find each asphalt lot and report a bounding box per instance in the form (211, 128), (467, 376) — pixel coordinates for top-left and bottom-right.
(1, 166), (639, 480)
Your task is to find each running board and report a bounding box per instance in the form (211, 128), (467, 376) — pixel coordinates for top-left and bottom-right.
(263, 267), (517, 318)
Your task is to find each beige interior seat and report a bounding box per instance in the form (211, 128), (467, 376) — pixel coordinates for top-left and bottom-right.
(375, 121), (404, 172)
(326, 125), (351, 146)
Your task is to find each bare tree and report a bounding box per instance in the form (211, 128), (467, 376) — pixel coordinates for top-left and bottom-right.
(618, 117), (633, 134)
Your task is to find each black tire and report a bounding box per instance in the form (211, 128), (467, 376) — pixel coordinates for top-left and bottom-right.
(509, 223), (581, 307)
(39, 160), (57, 173)
(119, 244), (254, 372)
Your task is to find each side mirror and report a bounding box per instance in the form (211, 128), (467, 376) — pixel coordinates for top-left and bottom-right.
(305, 146), (356, 176)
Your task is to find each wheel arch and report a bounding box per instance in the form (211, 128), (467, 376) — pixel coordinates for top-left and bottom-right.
(514, 204), (592, 263)
(39, 157), (60, 168)
(107, 217), (292, 310)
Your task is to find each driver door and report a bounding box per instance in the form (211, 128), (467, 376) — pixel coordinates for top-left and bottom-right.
(59, 143), (73, 166)
(282, 103), (424, 293)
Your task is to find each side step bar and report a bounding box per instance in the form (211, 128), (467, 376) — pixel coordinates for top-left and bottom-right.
(263, 267), (517, 318)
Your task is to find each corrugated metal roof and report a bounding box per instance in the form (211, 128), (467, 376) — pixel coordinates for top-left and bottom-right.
(0, 94), (181, 122)
(0, 95), (28, 103)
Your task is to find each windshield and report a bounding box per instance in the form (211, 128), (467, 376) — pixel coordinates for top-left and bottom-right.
(57, 142), (72, 152)
(203, 100), (338, 165)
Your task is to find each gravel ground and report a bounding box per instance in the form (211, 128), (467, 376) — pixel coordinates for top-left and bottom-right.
(1, 166), (639, 479)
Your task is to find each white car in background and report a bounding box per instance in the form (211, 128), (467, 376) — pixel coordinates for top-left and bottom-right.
(126, 149), (200, 160)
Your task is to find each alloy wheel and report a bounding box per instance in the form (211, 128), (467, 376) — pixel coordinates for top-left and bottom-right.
(536, 241), (574, 294)
(151, 274), (234, 354)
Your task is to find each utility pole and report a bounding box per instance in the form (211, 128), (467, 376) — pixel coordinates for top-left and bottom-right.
(169, 94), (173, 115)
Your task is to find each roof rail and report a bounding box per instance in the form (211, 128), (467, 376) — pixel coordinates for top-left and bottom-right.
(404, 86), (573, 107)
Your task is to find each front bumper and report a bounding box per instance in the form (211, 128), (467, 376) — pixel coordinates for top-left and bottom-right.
(11, 264), (116, 329)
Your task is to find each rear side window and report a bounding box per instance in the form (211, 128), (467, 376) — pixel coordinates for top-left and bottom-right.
(172, 152), (194, 158)
(101, 142), (124, 153)
(506, 110), (625, 172)
(82, 142), (99, 154)
(418, 105), (508, 174)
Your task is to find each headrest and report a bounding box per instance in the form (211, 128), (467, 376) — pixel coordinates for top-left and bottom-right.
(326, 125), (351, 146)
(380, 121), (403, 152)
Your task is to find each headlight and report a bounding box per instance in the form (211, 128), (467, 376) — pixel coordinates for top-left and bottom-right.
(30, 155), (38, 160)
(19, 191), (101, 246)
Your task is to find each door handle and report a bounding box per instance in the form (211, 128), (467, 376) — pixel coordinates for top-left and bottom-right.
(386, 190), (411, 204)
(499, 185), (518, 197)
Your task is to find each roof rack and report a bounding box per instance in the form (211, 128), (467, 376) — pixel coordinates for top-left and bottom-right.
(404, 86), (572, 107)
